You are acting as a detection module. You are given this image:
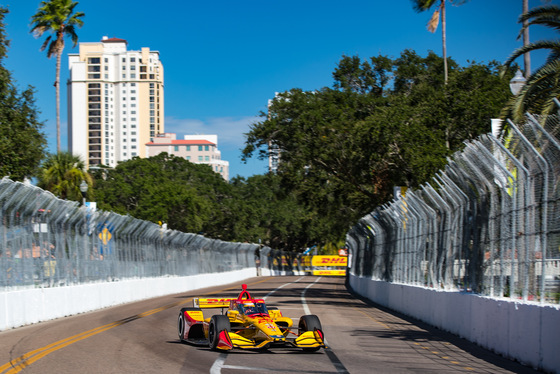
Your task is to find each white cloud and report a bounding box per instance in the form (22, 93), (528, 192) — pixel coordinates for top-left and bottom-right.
(164, 116), (260, 148)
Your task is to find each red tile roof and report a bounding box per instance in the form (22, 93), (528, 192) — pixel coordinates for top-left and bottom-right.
(146, 139), (216, 146)
(102, 37), (127, 44)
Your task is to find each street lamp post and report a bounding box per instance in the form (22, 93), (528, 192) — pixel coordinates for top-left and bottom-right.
(79, 180), (88, 206)
(509, 69), (527, 96)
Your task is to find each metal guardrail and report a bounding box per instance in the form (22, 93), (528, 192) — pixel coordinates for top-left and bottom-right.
(0, 179), (263, 290)
(346, 114), (560, 304)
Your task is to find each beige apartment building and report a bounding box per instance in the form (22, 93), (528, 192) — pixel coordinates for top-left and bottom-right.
(68, 36), (164, 168)
(146, 133), (230, 180)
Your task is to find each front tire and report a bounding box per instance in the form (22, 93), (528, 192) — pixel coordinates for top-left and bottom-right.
(298, 315), (322, 352)
(208, 315), (231, 350)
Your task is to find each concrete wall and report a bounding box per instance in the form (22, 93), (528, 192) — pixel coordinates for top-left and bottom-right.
(349, 274), (560, 374)
(0, 268), (256, 331)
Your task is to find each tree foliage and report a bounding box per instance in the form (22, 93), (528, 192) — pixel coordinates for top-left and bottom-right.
(502, 4), (560, 124)
(0, 7), (47, 181)
(36, 151), (92, 201)
(242, 51), (511, 247)
(93, 153), (232, 236)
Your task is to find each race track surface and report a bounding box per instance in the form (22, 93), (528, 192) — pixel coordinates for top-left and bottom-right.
(0, 276), (540, 373)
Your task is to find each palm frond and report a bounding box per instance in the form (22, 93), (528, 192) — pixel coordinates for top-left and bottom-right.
(517, 5), (560, 39)
(503, 40), (560, 68)
(427, 9), (440, 33)
(412, 0), (440, 13)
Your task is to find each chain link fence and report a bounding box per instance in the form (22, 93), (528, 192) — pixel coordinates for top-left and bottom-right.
(0, 178), (263, 291)
(347, 114), (560, 304)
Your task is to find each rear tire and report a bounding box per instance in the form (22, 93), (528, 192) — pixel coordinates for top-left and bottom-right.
(208, 315), (231, 350)
(298, 315), (322, 352)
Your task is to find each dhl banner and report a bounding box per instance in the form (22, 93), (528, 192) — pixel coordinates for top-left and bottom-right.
(313, 269), (346, 276)
(311, 255), (348, 267)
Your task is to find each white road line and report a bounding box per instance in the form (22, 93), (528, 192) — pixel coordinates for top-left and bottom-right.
(263, 276), (305, 300)
(209, 353), (227, 374)
(301, 277), (322, 315)
(221, 364), (338, 373)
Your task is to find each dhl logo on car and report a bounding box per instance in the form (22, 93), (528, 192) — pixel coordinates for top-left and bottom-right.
(194, 298), (233, 308)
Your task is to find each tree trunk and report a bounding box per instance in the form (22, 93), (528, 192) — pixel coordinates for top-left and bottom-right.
(56, 50), (61, 153)
(522, 0), (530, 78)
(442, 0), (447, 84)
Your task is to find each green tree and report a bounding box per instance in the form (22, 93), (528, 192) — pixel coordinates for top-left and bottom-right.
(30, 0), (84, 152)
(93, 153), (231, 235)
(243, 52), (510, 248)
(37, 151), (92, 201)
(502, 4), (560, 123)
(411, 0), (468, 84)
(0, 8), (46, 181)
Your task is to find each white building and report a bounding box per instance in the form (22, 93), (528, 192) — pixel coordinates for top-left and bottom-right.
(146, 133), (229, 180)
(68, 36), (164, 168)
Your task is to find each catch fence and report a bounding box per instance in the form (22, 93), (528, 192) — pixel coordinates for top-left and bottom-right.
(0, 178), (263, 291)
(346, 113), (560, 304)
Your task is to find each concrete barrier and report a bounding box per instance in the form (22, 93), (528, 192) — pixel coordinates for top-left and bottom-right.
(349, 274), (560, 373)
(0, 268), (256, 331)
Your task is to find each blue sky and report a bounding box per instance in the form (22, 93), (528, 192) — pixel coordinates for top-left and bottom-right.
(1, 0), (557, 178)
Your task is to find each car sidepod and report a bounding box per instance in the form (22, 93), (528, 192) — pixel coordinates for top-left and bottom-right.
(178, 307), (206, 344)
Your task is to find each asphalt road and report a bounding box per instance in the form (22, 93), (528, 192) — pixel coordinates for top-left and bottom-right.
(0, 276), (541, 373)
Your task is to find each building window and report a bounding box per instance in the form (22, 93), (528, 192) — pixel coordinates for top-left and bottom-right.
(205, 145), (209, 151)
(198, 156), (203, 162)
(174, 146), (179, 151)
(205, 156), (209, 161)
(186, 145), (191, 151)
(198, 146), (202, 151)
(88, 57), (100, 64)
(186, 156), (191, 160)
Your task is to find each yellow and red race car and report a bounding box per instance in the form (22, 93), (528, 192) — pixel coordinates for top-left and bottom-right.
(177, 284), (325, 351)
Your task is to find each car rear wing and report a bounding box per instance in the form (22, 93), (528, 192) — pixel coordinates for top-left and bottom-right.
(193, 298), (234, 309)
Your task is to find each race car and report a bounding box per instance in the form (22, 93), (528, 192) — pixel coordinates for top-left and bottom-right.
(177, 284), (325, 351)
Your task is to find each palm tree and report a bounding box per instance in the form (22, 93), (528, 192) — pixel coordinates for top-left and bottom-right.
(411, 0), (468, 84)
(503, 5), (560, 123)
(37, 151), (93, 202)
(30, 0), (84, 153)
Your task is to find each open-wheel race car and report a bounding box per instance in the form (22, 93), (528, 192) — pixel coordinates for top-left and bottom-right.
(177, 284), (325, 352)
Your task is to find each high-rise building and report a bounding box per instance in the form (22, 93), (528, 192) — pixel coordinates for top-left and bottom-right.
(68, 36), (164, 168)
(146, 133), (230, 181)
